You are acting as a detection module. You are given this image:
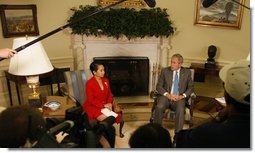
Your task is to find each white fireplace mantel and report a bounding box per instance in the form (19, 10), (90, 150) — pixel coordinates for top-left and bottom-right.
(71, 34), (170, 93)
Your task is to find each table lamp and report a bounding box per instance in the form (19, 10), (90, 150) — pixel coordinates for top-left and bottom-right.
(8, 37), (53, 107)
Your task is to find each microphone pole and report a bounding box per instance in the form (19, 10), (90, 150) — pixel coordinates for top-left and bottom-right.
(1, 0), (128, 61)
(232, 0), (250, 10)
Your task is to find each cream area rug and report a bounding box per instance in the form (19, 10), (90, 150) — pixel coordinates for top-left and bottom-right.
(56, 101), (212, 148)
(114, 120), (198, 148)
(114, 121), (149, 148)
(114, 103), (211, 148)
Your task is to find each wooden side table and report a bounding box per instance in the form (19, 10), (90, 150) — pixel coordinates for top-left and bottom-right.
(42, 96), (76, 118)
(4, 67), (70, 106)
(190, 63), (222, 82)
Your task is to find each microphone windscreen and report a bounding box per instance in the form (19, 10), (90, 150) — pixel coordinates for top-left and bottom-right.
(144, 0), (156, 8)
(202, 0), (218, 8)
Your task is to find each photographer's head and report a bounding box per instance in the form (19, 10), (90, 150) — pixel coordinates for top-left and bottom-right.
(129, 123), (172, 148)
(219, 60), (250, 112)
(0, 105), (46, 148)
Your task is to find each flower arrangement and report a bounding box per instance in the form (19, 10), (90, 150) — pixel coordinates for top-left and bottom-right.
(68, 5), (175, 39)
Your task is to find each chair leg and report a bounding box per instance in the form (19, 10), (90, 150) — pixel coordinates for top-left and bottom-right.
(189, 102), (194, 127)
(119, 120), (124, 138)
(150, 98), (157, 123)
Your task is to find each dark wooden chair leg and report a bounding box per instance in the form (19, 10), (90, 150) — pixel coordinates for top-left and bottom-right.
(189, 96), (195, 127)
(150, 97), (157, 123)
(119, 119), (124, 138)
(189, 106), (193, 127)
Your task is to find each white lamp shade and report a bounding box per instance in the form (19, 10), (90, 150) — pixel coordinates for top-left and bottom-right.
(8, 37), (53, 76)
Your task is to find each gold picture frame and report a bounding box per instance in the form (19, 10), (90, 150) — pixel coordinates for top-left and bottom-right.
(98, 0), (146, 8)
(0, 4), (39, 38)
(194, 0), (245, 29)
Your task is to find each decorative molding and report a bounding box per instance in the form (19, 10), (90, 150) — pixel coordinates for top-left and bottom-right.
(0, 56), (74, 77)
(184, 57), (231, 67)
(50, 56), (74, 70)
(78, 35), (163, 44)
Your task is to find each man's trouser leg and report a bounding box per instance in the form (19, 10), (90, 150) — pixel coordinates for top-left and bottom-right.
(173, 99), (185, 133)
(153, 96), (169, 125)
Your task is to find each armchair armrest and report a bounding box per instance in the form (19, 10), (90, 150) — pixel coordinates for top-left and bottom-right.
(190, 92), (196, 99)
(187, 92), (196, 106)
(113, 99), (122, 113)
(59, 84), (68, 96)
(150, 90), (159, 99)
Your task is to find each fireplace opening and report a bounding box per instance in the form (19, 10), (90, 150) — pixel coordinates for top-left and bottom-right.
(93, 56), (149, 96)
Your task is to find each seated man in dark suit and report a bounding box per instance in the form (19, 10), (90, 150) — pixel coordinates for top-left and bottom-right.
(176, 60), (250, 148)
(152, 53), (194, 139)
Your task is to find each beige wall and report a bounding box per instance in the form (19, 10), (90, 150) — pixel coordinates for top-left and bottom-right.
(162, 0), (250, 64)
(0, 0), (251, 107)
(0, 0), (250, 64)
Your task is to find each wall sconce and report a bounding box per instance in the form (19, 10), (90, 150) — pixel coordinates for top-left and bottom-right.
(8, 37), (53, 107)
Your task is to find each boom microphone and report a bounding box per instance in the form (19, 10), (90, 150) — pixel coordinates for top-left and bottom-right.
(202, 0), (250, 10)
(48, 120), (74, 135)
(144, 0), (156, 8)
(0, 0), (157, 62)
(33, 120), (74, 148)
(202, 0), (218, 8)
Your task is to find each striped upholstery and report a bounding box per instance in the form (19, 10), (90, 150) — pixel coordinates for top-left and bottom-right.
(64, 70), (92, 105)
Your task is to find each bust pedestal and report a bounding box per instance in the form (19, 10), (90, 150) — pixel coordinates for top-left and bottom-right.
(205, 61), (216, 69)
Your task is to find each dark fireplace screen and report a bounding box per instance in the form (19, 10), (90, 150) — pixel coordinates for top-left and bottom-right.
(93, 57), (149, 96)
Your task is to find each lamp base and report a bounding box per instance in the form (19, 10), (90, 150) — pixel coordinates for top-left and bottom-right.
(28, 93), (42, 108)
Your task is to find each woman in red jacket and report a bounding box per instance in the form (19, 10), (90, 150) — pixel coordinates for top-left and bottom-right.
(83, 61), (124, 138)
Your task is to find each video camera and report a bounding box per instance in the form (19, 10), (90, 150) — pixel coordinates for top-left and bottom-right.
(34, 106), (116, 148)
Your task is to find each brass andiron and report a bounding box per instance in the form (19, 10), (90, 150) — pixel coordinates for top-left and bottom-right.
(150, 63), (159, 99)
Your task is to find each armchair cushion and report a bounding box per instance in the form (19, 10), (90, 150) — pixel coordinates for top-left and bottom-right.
(63, 70), (92, 105)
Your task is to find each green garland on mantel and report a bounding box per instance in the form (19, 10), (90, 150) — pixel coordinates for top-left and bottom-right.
(68, 5), (176, 39)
